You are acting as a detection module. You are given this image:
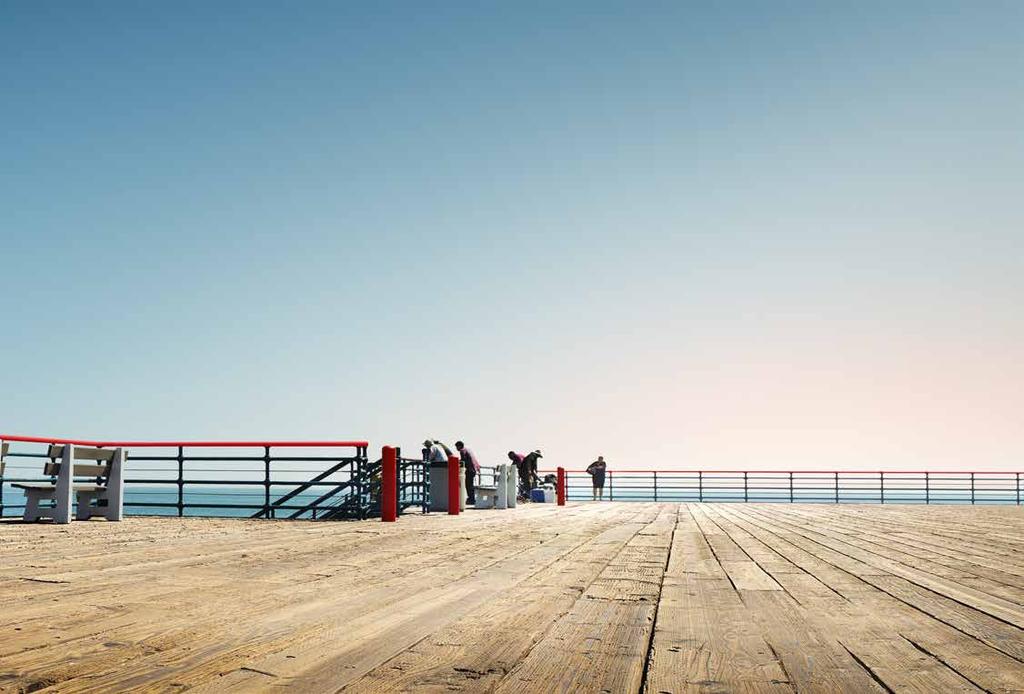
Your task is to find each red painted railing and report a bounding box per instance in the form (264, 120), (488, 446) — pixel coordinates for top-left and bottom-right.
(1, 434), (369, 448)
(1, 434), (371, 519)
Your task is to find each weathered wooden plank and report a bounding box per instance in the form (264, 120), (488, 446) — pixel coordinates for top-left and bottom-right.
(339, 508), (670, 693)
(490, 509), (675, 693)
(720, 505), (1024, 692)
(644, 506), (793, 693)
(2, 503), (1024, 693)
(736, 505), (1024, 628)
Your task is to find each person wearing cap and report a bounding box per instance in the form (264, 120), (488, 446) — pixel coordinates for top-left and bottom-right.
(523, 450), (543, 494)
(424, 439), (448, 465)
(455, 441), (480, 505)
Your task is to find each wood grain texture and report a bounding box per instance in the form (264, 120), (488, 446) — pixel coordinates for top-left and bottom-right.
(1, 503), (1022, 693)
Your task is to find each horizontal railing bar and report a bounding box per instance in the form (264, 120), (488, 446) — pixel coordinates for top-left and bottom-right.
(0, 434), (368, 448)
(121, 479), (355, 487)
(549, 469), (1022, 474)
(124, 456), (358, 462)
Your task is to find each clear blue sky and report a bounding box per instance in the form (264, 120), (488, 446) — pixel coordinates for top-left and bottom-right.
(2, 2), (1021, 470)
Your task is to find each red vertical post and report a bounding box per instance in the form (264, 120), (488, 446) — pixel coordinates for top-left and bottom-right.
(381, 446), (397, 522)
(448, 454), (460, 515)
(556, 466), (566, 506)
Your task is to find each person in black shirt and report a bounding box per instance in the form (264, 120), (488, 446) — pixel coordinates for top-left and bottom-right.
(586, 456), (607, 500)
(522, 450), (543, 494)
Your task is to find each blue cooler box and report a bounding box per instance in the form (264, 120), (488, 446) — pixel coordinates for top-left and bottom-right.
(530, 488), (546, 503)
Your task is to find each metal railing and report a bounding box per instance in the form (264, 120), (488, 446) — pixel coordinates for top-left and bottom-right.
(1, 435), (378, 520)
(540, 470), (1023, 505)
(396, 449), (430, 515)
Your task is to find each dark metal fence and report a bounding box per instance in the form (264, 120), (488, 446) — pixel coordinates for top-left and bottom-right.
(6, 436), (1019, 518)
(396, 449), (430, 515)
(541, 470), (1023, 505)
(0, 437), (405, 520)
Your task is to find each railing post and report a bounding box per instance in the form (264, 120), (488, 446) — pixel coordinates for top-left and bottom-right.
(880, 471), (885, 504)
(744, 471), (748, 503)
(557, 467), (566, 506)
(176, 445), (185, 517)
(381, 446), (397, 522)
(608, 471), (614, 501)
(834, 472), (839, 504)
(971, 472), (975, 505)
(395, 446), (403, 516)
(447, 455), (460, 515)
(1017, 472), (1020, 506)
(925, 471), (930, 505)
(364, 446), (372, 522)
(653, 471), (658, 502)
(422, 455), (431, 514)
(698, 471), (703, 502)
(789, 471), (794, 503)
(0, 443), (5, 518)
(264, 446), (272, 518)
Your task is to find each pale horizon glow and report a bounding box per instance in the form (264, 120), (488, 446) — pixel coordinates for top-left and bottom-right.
(1, 2), (1021, 471)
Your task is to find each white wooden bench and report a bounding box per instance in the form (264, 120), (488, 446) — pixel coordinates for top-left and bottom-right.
(491, 464), (517, 510)
(12, 445), (126, 523)
(474, 485), (498, 509)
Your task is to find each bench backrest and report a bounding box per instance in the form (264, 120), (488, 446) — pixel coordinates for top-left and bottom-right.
(46, 445), (119, 481)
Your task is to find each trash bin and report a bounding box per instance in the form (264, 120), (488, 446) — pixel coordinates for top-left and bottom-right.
(429, 461), (466, 512)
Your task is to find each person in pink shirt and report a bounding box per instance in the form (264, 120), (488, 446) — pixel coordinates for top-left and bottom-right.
(455, 441), (479, 504)
(507, 451), (527, 499)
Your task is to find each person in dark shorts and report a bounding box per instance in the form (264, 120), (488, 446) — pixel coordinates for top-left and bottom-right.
(522, 450), (543, 493)
(586, 456), (607, 500)
(455, 441), (479, 504)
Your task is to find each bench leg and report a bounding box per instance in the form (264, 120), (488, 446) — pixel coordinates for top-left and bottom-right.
(23, 492), (41, 522)
(91, 491), (123, 521)
(54, 494), (72, 524)
(107, 482), (124, 521)
(77, 492), (93, 521)
(107, 502), (123, 521)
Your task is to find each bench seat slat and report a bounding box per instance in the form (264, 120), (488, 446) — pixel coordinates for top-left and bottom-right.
(47, 445), (115, 462)
(13, 482), (108, 492)
(43, 463), (110, 477)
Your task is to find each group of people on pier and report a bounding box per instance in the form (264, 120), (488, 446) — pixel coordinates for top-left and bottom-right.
(423, 439), (610, 503)
(423, 439), (542, 503)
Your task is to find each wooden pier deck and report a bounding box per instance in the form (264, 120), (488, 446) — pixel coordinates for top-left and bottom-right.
(2, 503), (1023, 693)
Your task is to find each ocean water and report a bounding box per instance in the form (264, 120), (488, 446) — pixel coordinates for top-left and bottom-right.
(555, 470), (1022, 506)
(0, 484), (426, 518)
(3, 473), (1020, 519)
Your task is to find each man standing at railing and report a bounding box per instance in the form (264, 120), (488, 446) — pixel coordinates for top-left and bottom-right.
(455, 441), (479, 505)
(587, 456), (607, 501)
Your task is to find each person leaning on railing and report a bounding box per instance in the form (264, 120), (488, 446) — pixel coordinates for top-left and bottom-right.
(455, 441), (479, 505)
(523, 450), (542, 493)
(587, 456), (607, 501)
(423, 439), (450, 465)
(507, 451), (527, 499)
